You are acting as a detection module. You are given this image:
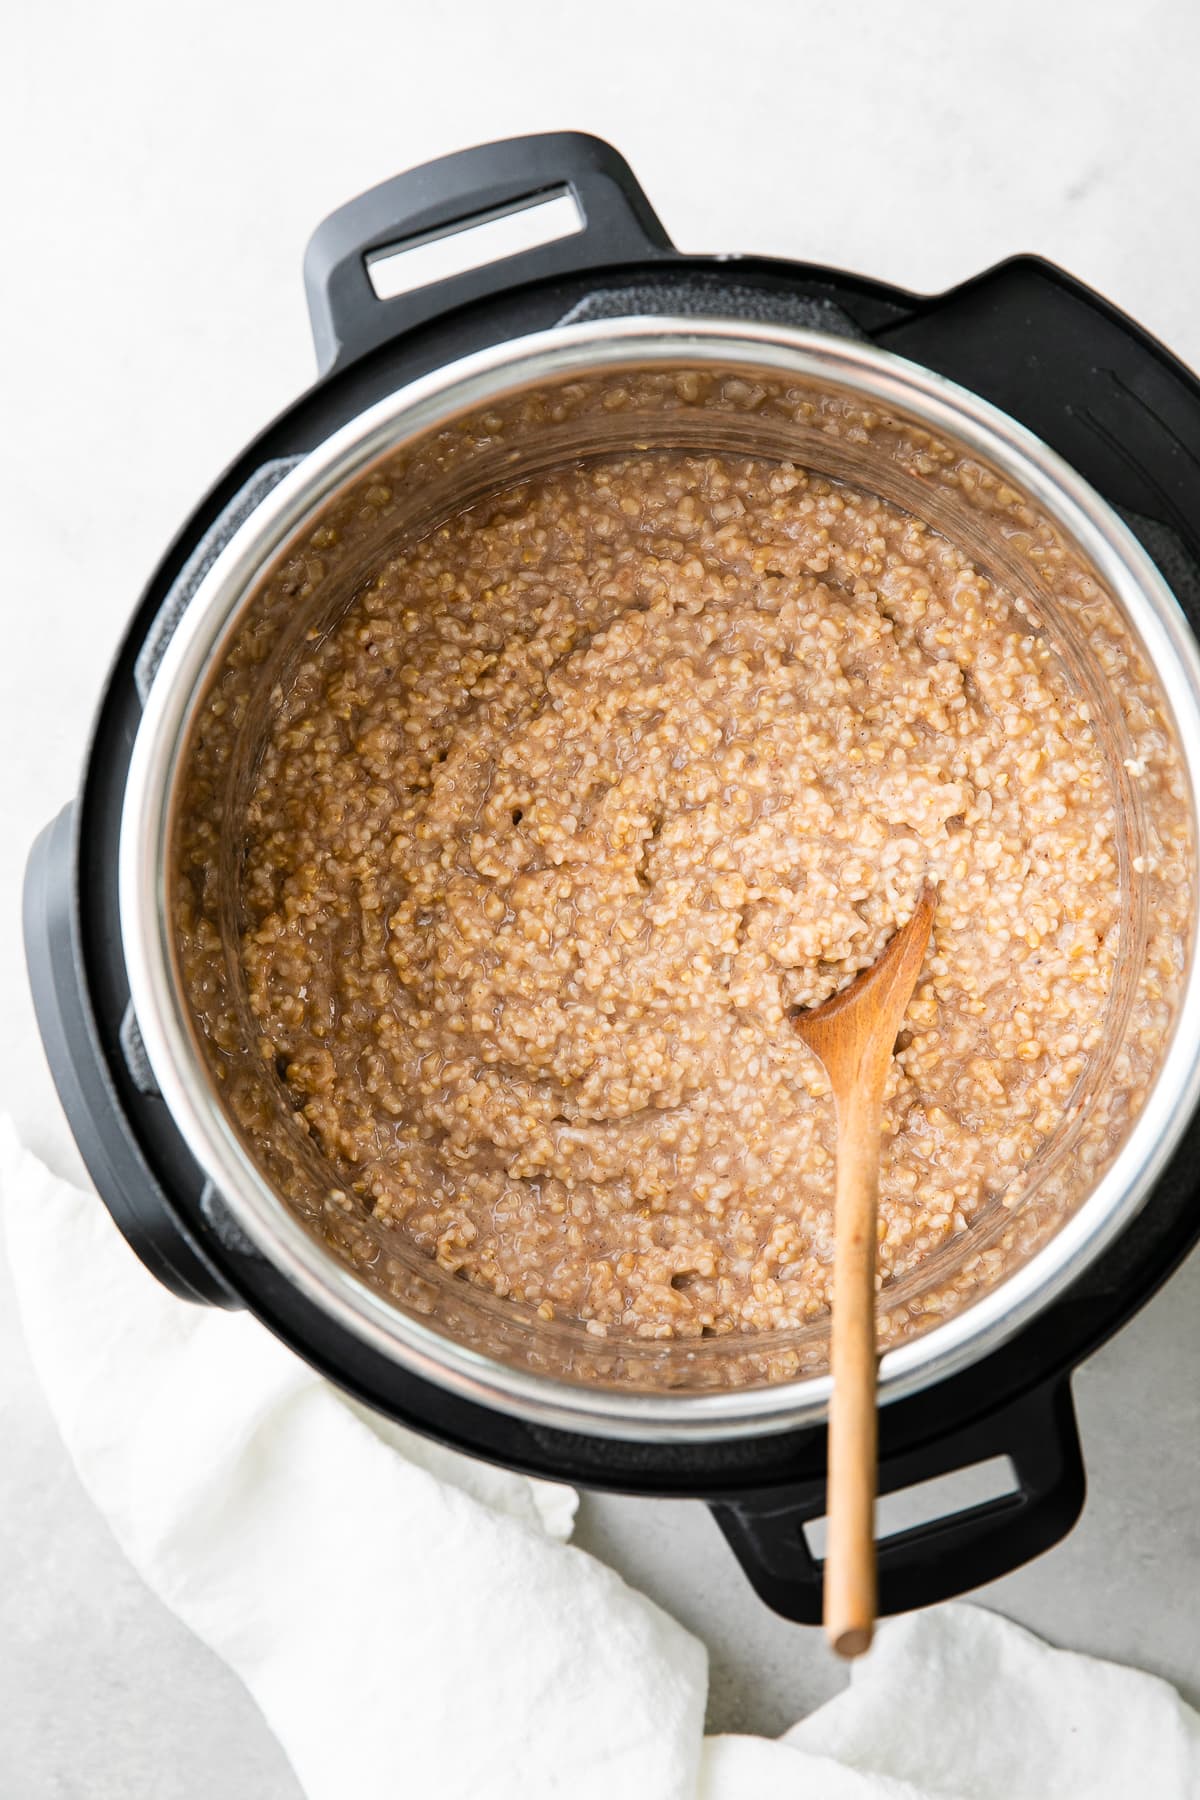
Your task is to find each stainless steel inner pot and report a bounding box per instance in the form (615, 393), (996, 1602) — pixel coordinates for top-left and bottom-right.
(119, 318), (1200, 1440)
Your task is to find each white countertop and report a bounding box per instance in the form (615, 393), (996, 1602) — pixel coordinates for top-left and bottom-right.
(4, 1), (1200, 1789)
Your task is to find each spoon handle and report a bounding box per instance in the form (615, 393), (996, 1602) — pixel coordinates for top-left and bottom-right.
(824, 1082), (882, 1658)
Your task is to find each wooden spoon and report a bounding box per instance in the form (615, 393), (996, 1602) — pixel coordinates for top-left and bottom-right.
(791, 882), (937, 1660)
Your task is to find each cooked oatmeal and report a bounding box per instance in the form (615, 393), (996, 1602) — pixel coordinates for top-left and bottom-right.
(204, 449), (1182, 1341)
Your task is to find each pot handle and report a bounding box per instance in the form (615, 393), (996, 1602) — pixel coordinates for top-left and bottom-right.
(24, 805), (242, 1309)
(303, 132), (674, 374)
(710, 1377), (1085, 1622)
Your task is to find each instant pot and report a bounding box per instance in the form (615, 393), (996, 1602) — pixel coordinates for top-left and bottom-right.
(26, 133), (1200, 1623)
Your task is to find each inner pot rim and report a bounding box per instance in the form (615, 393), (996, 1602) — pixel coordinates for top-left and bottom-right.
(119, 317), (1200, 1443)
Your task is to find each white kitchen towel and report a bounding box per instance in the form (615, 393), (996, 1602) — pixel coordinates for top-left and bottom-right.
(0, 1121), (705, 1800)
(4, 1119), (1199, 1800)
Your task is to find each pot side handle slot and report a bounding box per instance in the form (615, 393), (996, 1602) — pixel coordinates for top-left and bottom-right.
(303, 132), (674, 375)
(710, 1378), (1085, 1621)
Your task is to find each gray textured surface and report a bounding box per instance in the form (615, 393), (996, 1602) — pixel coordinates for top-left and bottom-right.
(559, 278), (866, 338)
(5, 0), (1200, 1791)
(133, 456), (302, 705)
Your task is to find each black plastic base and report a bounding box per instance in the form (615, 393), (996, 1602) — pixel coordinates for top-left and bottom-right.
(24, 805), (236, 1306)
(24, 133), (1200, 1623)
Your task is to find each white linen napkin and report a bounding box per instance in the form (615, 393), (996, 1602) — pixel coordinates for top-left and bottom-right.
(4, 1119), (1198, 1800)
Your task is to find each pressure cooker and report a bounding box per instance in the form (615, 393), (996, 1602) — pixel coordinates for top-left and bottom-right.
(26, 133), (1200, 1622)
